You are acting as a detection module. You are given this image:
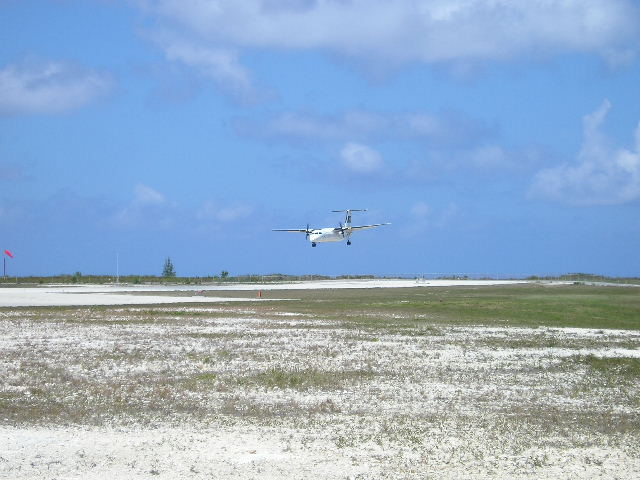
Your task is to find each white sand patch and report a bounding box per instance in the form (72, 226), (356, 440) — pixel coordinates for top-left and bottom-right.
(0, 291), (268, 308)
(0, 425), (368, 480)
(0, 279), (544, 307)
(1, 425), (638, 480)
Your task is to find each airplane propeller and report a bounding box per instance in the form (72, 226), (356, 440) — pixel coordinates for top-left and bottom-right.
(305, 223), (311, 240)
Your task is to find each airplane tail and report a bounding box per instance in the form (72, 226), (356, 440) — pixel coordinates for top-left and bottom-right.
(332, 209), (366, 228)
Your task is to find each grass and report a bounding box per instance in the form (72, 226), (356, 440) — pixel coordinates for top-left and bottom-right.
(184, 367), (374, 392)
(1, 283), (638, 443)
(250, 284), (640, 331)
(573, 355), (640, 377)
(3, 283), (639, 329)
(236, 367), (374, 390)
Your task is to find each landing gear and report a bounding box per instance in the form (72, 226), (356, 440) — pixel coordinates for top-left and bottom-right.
(347, 240), (351, 245)
(312, 242), (317, 247)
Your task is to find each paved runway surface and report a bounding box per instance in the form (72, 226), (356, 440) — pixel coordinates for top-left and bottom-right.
(0, 279), (533, 307)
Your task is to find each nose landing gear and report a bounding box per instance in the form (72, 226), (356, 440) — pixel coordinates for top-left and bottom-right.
(347, 240), (351, 245)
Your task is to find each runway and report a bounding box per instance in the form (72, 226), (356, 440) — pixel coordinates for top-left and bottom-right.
(0, 279), (537, 307)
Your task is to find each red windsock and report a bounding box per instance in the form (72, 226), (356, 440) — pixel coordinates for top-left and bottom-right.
(4, 250), (14, 258)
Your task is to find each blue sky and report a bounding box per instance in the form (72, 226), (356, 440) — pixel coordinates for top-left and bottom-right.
(1, 0), (640, 277)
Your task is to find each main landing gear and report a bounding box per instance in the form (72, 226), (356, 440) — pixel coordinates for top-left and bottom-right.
(347, 240), (351, 246)
(312, 242), (317, 247)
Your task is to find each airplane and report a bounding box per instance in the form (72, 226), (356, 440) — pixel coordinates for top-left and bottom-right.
(273, 209), (390, 247)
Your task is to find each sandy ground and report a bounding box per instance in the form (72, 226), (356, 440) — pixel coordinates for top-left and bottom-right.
(0, 290), (259, 307)
(1, 424), (370, 480)
(3, 424), (638, 480)
(1, 301), (638, 479)
(0, 279), (534, 307)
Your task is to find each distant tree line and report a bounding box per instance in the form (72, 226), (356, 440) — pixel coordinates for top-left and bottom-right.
(3, 269), (637, 286)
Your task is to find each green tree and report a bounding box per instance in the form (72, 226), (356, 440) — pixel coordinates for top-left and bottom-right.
(220, 270), (229, 279)
(162, 257), (176, 277)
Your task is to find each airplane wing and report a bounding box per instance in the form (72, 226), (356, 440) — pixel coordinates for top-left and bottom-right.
(272, 229), (309, 233)
(350, 223), (391, 231)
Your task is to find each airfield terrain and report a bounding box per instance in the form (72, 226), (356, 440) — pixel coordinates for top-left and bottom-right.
(1, 281), (639, 479)
(0, 279), (529, 307)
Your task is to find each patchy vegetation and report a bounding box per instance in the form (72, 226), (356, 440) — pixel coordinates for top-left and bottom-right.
(1, 285), (639, 479)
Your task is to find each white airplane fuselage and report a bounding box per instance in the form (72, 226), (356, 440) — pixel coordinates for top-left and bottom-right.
(309, 227), (350, 244)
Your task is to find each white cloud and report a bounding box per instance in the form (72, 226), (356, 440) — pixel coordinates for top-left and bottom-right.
(0, 59), (110, 115)
(142, 0), (640, 66)
(402, 144), (533, 183)
(402, 201), (459, 236)
(111, 186), (254, 230)
(250, 111), (458, 143)
(340, 142), (383, 173)
(114, 184), (172, 227)
(260, 111), (384, 141)
(467, 145), (510, 169)
(158, 37), (258, 100)
(530, 100), (640, 205)
(133, 183), (166, 206)
(197, 201), (253, 222)
(243, 109), (544, 185)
